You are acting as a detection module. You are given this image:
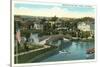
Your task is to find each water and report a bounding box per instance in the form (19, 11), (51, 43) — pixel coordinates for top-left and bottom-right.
(41, 40), (94, 62)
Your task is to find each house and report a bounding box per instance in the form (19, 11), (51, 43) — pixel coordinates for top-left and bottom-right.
(77, 22), (91, 31)
(29, 33), (49, 45)
(29, 33), (39, 44)
(34, 22), (43, 30)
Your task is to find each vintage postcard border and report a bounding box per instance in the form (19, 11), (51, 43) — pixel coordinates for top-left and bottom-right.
(11, 0), (97, 67)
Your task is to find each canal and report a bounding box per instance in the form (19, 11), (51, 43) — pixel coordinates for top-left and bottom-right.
(40, 40), (95, 62)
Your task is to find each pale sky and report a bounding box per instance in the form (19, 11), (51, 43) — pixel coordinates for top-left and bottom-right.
(14, 2), (95, 18)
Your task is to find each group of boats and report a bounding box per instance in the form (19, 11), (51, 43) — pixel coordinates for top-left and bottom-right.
(86, 48), (95, 59)
(86, 48), (95, 54)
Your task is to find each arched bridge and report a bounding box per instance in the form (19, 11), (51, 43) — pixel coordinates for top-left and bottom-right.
(39, 34), (72, 45)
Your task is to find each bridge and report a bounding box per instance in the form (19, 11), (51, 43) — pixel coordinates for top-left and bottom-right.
(39, 34), (72, 46)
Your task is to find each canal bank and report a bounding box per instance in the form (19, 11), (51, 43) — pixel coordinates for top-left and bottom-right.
(29, 46), (59, 63)
(15, 40), (95, 64)
(71, 37), (94, 42)
(14, 45), (58, 64)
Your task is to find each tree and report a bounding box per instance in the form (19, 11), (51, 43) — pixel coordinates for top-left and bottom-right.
(79, 31), (90, 38)
(51, 16), (58, 21)
(21, 30), (31, 42)
(43, 23), (51, 35)
(40, 18), (46, 24)
(14, 20), (22, 34)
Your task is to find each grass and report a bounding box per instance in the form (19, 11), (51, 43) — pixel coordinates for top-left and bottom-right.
(14, 43), (44, 54)
(14, 45), (57, 64)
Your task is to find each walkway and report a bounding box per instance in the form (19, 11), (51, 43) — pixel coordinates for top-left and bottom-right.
(15, 45), (50, 56)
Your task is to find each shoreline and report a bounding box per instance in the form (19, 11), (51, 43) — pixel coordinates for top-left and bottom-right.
(71, 37), (94, 42)
(14, 45), (58, 64)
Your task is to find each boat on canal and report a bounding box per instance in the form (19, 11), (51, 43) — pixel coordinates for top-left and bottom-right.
(86, 48), (95, 59)
(59, 50), (71, 54)
(86, 48), (95, 54)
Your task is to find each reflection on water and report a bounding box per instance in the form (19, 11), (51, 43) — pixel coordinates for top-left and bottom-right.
(41, 40), (94, 62)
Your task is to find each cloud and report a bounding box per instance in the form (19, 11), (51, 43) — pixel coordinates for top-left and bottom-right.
(14, 6), (95, 18)
(16, 7), (31, 10)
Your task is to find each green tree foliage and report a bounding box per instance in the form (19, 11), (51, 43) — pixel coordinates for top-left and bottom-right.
(51, 16), (58, 21)
(14, 15), (94, 39)
(79, 31), (90, 38)
(14, 21), (22, 34)
(21, 30), (31, 41)
(43, 23), (51, 35)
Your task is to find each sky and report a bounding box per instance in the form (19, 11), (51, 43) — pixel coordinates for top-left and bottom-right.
(14, 2), (95, 18)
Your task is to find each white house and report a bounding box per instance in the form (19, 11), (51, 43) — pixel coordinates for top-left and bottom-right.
(29, 33), (47, 45)
(29, 33), (39, 44)
(77, 22), (91, 31)
(34, 22), (43, 30)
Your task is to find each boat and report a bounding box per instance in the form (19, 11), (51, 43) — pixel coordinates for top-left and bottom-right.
(63, 38), (70, 41)
(59, 51), (67, 54)
(86, 48), (95, 54)
(59, 50), (71, 54)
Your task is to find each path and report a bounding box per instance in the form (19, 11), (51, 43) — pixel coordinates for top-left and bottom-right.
(15, 45), (50, 56)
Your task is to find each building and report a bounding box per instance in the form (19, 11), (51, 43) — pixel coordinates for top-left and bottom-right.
(29, 33), (39, 44)
(77, 22), (91, 31)
(34, 22), (43, 30)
